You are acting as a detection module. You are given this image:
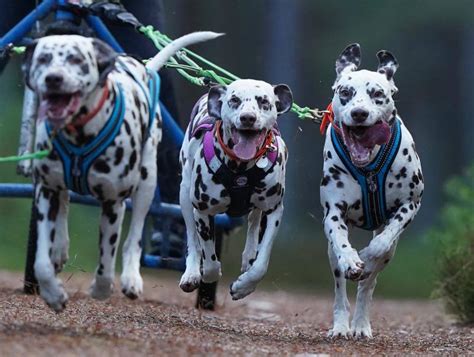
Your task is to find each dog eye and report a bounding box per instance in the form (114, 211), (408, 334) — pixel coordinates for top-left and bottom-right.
(228, 96), (241, 106)
(67, 55), (84, 65)
(37, 54), (51, 65)
(339, 89), (350, 97)
(373, 90), (384, 98)
(260, 98), (270, 106)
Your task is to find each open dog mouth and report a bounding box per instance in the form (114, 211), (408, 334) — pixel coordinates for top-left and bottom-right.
(341, 120), (391, 166)
(39, 92), (82, 127)
(231, 126), (267, 161)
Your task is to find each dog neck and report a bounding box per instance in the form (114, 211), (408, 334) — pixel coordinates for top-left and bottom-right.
(58, 81), (114, 146)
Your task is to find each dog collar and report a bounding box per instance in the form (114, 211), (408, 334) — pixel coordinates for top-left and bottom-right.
(65, 81), (110, 134)
(214, 120), (276, 162)
(319, 103), (343, 136)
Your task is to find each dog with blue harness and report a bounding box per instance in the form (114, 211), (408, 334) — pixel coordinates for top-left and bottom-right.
(319, 44), (424, 339)
(22, 31), (221, 312)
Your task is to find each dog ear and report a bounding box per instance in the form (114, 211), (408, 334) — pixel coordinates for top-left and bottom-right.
(207, 84), (226, 119)
(91, 38), (117, 85)
(376, 50), (399, 81)
(336, 43), (361, 76)
(21, 40), (38, 90)
(273, 84), (293, 114)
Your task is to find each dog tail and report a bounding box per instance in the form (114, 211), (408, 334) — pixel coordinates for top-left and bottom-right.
(145, 31), (224, 72)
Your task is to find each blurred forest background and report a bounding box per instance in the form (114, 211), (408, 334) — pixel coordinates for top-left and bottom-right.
(0, 0), (472, 299)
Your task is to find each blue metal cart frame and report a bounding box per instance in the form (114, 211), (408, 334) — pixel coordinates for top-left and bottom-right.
(0, 0), (240, 309)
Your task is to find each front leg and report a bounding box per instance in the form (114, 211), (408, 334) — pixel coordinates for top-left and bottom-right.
(361, 201), (421, 260)
(90, 200), (126, 300)
(230, 204), (283, 300)
(194, 210), (221, 283)
(323, 202), (365, 281)
(34, 184), (68, 312)
(241, 209), (261, 273)
(50, 189), (70, 273)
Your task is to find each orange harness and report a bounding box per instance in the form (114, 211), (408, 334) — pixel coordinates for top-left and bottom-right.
(215, 120), (275, 162)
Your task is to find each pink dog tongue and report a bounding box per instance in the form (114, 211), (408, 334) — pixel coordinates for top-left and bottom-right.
(39, 94), (81, 128)
(359, 121), (391, 147)
(232, 131), (264, 161)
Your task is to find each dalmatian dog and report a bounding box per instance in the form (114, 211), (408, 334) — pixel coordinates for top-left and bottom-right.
(179, 79), (293, 300)
(22, 31), (221, 312)
(320, 44), (424, 338)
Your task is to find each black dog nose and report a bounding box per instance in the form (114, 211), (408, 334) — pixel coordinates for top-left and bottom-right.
(351, 108), (369, 123)
(240, 113), (257, 127)
(45, 73), (63, 88)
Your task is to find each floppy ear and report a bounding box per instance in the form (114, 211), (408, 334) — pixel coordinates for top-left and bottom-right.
(336, 43), (361, 76)
(91, 38), (117, 85)
(273, 84), (293, 114)
(376, 50), (398, 81)
(207, 84), (226, 119)
(22, 40), (38, 89)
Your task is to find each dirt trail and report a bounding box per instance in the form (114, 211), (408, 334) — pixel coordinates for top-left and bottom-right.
(0, 270), (471, 356)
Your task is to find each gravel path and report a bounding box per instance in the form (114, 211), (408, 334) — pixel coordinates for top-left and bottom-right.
(0, 270), (471, 356)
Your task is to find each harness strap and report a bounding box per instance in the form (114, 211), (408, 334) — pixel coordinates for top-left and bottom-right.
(202, 124), (279, 217)
(116, 58), (161, 140)
(331, 118), (402, 230)
(46, 84), (126, 195)
(45, 60), (161, 196)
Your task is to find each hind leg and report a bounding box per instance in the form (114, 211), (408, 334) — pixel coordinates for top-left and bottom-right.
(327, 241), (351, 338)
(241, 209), (261, 273)
(179, 162), (203, 292)
(352, 237), (399, 338)
(90, 200), (126, 300)
(121, 145), (158, 299)
(50, 190), (70, 273)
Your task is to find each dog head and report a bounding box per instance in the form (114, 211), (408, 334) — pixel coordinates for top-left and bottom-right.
(332, 43), (399, 166)
(22, 35), (116, 128)
(207, 79), (293, 161)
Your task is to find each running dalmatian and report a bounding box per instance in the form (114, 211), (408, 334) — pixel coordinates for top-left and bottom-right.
(179, 79), (293, 300)
(320, 44), (424, 338)
(21, 31), (220, 311)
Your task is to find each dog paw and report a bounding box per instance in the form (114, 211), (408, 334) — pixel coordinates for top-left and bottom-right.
(338, 250), (365, 281)
(327, 324), (351, 339)
(179, 271), (201, 293)
(90, 276), (114, 300)
(40, 281), (68, 313)
(201, 261), (222, 284)
(120, 273), (143, 300)
(351, 320), (373, 339)
(229, 274), (257, 300)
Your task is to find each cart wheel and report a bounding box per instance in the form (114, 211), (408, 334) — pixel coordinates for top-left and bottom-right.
(24, 192), (39, 295)
(196, 228), (223, 310)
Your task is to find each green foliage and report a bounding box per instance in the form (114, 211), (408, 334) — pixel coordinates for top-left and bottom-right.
(431, 165), (474, 324)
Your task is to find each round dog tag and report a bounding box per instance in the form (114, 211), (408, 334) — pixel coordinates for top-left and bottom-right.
(256, 156), (269, 169)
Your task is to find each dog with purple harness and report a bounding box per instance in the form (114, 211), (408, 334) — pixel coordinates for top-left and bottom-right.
(179, 79), (293, 300)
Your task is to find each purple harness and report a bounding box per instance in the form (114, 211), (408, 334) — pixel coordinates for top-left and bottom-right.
(190, 102), (279, 216)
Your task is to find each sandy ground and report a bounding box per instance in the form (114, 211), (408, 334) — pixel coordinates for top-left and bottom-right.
(0, 270), (472, 356)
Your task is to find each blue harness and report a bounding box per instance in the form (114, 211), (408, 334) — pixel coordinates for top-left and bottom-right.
(331, 119), (402, 231)
(46, 64), (161, 195)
